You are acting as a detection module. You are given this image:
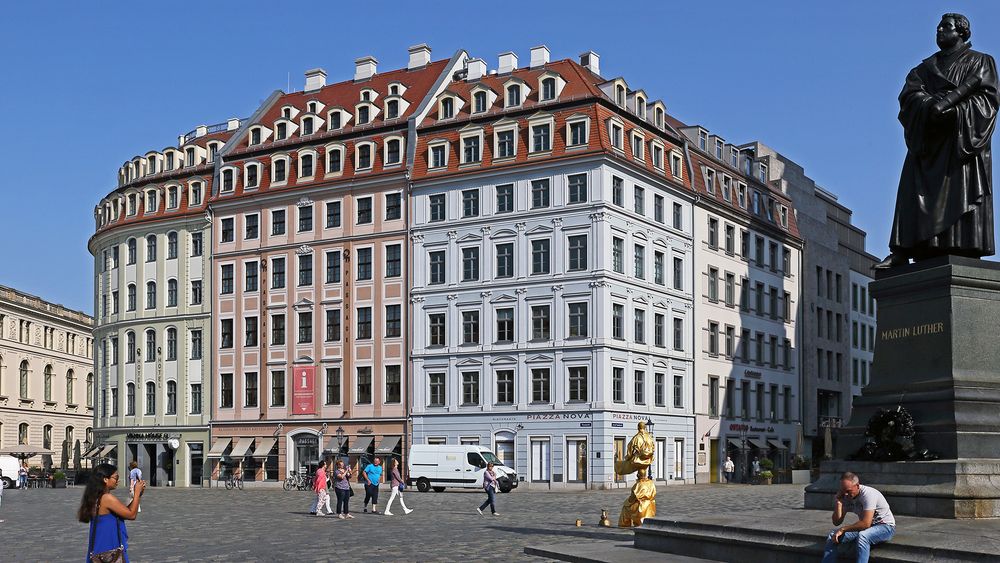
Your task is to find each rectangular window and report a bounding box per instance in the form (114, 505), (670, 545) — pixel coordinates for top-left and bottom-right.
(613, 367), (624, 402)
(568, 367), (587, 402)
(221, 218), (234, 243)
(221, 264), (234, 294)
(244, 372), (258, 407)
(429, 194), (446, 222)
(654, 313), (665, 347)
(429, 251), (446, 284)
(271, 257), (285, 288)
(385, 193), (402, 220)
(245, 316), (258, 347)
(531, 179), (550, 209)
(496, 130), (515, 158)
(708, 321), (719, 355)
(298, 205), (313, 232)
(634, 371), (646, 404)
(496, 370), (515, 404)
(496, 243), (514, 278)
(190, 281), (202, 305)
(385, 366), (401, 403)
(190, 329), (203, 360)
(220, 374), (233, 408)
(709, 377), (720, 416)
(569, 121), (587, 146)
(462, 247), (480, 282)
(531, 305), (550, 340)
(708, 218), (719, 249)
(496, 184), (514, 213)
(612, 176), (624, 207)
(531, 369), (550, 403)
(673, 317), (684, 351)
(612, 304), (624, 339)
(245, 214), (259, 239)
(191, 232), (203, 257)
(568, 302), (588, 337)
(326, 201), (342, 228)
(191, 383), (202, 414)
(496, 308), (514, 343)
(708, 267), (719, 301)
(463, 136), (481, 163)
(655, 373), (665, 406)
(634, 245), (645, 279)
(634, 309), (646, 344)
(568, 235), (587, 271)
(325, 368), (341, 405)
(673, 202), (683, 230)
(271, 314), (285, 345)
(462, 311), (480, 344)
(462, 189), (479, 217)
(428, 373), (445, 407)
(383, 244), (402, 278)
(431, 144), (446, 168)
(356, 307), (372, 339)
(385, 305), (401, 337)
(462, 372), (480, 405)
(357, 247), (372, 280)
(298, 254), (313, 286)
(673, 375), (684, 408)
(245, 261), (259, 292)
(612, 237), (624, 273)
(634, 186), (645, 214)
(357, 197), (373, 224)
(531, 123), (551, 152)
(654, 195), (664, 223)
(326, 251), (342, 284)
(568, 174), (587, 204)
(356, 367), (372, 404)
(429, 313), (446, 346)
(325, 309), (341, 342)
(298, 312), (312, 343)
(531, 239), (550, 275)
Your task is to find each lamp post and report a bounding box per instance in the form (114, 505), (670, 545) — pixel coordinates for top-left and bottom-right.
(645, 418), (655, 479)
(335, 426), (345, 463)
(739, 425), (749, 484)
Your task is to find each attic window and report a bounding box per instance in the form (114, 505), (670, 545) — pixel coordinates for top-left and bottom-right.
(166, 153), (174, 171)
(276, 123), (287, 141)
(358, 106), (370, 125)
(208, 144), (218, 163)
(330, 112), (342, 130)
(636, 97), (645, 118)
(615, 85), (626, 106)
(441, 98), (454, 119)
(386, 100), (399, 119)
(250, 128), (261, 146)
(655, 108), (664, 128)
(389, 85), (399, 95)
(473, 91), (487, 113)
(282, 108), (291, 119)
(185, 148), (195, 166)
(541, 78), (556, 101)
(362, 91), (371, 101)
(308, 101), (317, 113)
(506, 85), (521, 107)
(221, 169), (234, 192)
(715, 139), (724, 159)
(302, 117), (314, 136)
(698, 130), (707, 150)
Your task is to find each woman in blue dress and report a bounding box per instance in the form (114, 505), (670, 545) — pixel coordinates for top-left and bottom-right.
(78, 462), (144, 562)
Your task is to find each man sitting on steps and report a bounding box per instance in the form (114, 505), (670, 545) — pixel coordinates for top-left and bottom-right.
(821, 471), (896, 563)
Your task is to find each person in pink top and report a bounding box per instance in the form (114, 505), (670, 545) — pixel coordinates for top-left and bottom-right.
(383, 458), (413, 516)
(314, 460), (332, 517)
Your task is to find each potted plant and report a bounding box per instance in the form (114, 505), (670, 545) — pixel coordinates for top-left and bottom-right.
(51, 470), (67, 489)
(759, 459), (775, 484)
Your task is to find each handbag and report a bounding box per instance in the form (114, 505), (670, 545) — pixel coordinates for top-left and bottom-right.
(398, 482), (405, 492)
(88, 498), (125, 563)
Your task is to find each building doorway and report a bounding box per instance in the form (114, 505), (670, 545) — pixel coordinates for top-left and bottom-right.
(293, 434), (319, 474)
(188, 442), (204, 487)
(494, 432), (514, 469)
(709, 439), (719, 484)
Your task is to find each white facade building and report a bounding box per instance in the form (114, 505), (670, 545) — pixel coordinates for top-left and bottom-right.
(410, 158), (696, 489)
(849, 270), (876, 398)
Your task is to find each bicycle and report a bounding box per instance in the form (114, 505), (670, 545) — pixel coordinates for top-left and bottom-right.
(225, 472), (244, 490)
(283, 471), (310, 491)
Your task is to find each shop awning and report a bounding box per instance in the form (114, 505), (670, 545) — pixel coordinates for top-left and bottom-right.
(207, 438), (232, 458)
(97, 444), (117, 458)
(252, 438), (277, 458)
(748, 438), (769, 450)
(726, 438), (742, 449)
(324, 437), (347, 453)
(82, 446), (101, 458)
(768, 439), (788, 450)
(375, 436), (401, 455)
(229, 438), (255, 459)
(348, 436), (374, 454)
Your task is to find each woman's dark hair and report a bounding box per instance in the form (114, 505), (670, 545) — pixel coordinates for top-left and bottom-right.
(77, 463), (117, 523)
(129, 460), (138, 470)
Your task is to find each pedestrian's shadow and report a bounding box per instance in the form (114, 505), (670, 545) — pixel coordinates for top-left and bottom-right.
(489, 525), (631, 542)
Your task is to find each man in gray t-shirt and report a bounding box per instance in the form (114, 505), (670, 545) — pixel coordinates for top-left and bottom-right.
(821, 471), (896, 563)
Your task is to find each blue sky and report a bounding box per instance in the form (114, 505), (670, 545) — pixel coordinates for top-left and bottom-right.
(1, 1), (997, 313)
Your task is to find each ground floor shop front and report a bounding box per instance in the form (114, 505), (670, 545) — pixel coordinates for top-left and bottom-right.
(87, 427), (210, 487)
(412, 410), (695, 490)
(695, 418), (800, 484)
(207, 419), (407, 487)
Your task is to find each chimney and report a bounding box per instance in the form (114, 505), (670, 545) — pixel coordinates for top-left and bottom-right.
(529, 45), (550, 69)
(579, 50), (601, 76)
(354, 56), (378, 81)
(226, 118), (241, 131)
(304, 68), (327, 91)
(408, 43), (431, 69)
(498, 51), (518, 74)
(467, 58), (487, 81)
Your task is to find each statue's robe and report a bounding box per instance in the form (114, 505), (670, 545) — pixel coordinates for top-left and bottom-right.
(889, 43), (999, 258)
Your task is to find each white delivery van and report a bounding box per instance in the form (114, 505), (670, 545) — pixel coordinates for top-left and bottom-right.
(408, 444), (518, 493)
(0, 455), (20, 489)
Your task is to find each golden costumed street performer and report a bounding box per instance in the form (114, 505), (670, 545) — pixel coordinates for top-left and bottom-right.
(614, 422), (656, 527)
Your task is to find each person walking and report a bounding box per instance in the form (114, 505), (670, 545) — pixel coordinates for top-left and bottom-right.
(17, 463), (27, 490)
(313, 460), (331, 517)
(362, 457), (383, 514)
(78, 462), (144, 562)
(751, 457), (761, 484)
(333, 459), (354, 519)
(128, 461), (142, 513)
(383, 458), (412, 516)
(476, 462), (499, 516)
(723, 457), (735, 484)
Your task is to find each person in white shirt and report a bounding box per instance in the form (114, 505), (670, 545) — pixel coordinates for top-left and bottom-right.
(723, 457), (735, 484)
(821, 471), (896, 563)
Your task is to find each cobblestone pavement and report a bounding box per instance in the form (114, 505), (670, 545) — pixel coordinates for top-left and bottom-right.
(1, 483), (803, 562)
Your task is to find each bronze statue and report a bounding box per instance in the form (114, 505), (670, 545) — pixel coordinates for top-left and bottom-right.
(614, 422), (657, 527)
(876, 13), (999, 269)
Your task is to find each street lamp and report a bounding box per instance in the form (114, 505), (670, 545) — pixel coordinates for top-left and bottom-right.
(646, 418), (655, 479)
(739, 425), (749, 484)
(335, 426), (345, 458)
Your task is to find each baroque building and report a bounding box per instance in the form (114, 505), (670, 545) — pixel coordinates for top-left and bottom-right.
(409, 48), (697, 489)
(89, 122), (232, 486)
(0, 285), (94, 472)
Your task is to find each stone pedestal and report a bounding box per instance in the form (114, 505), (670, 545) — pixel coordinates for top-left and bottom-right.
(805, 256), (1000, 518)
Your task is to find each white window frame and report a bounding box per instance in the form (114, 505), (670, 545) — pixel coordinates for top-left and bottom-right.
(669, 151), (683, 179)
(327, 108), (349, 130)
(297, 149), (318, 180)
(460, 128), (485, 165)
(271, 155), (290, 186)
(324, 143), (346, 177)
(243, 162), (261, 190)
(650, 141), (665, 170)
(428, 140), (449, 170)
(527, 114), (555, 154)
(607, 117), (625, 151)
(382, 135), (405, 168)
(492, 121), (518, 160)
(565, 115), (590, 149)
(354, 141), (375, 172)
(631, 131), (645, 161)
(219, 166), (238, 194)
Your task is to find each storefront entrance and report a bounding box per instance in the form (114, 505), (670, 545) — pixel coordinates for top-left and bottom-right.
(293, 434), (319, 474)
(189, 442), (204, 487)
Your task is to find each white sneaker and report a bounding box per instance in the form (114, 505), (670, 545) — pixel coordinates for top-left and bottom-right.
(492, 512), (499, 516)
(315, 512), (325, 517)
(384, 510), (394, 516)
(338, 514), (345, 520)
(403, 508), (413, 515)
(476, 507), (483, 516)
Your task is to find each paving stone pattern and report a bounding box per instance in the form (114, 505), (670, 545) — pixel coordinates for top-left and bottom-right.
(0, 483), (803, 562)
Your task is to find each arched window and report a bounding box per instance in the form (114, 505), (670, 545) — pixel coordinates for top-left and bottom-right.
(166, 381), (177, 415)
(146, 235), (157, 262)
(357, 144), (372, 170)
(474, 91), (487, 113)
(357, 105), (370, 124)
(506, 85), (521, 107)
(167, 185), (178, 208)
(301, 154), (314, 177)
(166, 328), (177, 361)
(167, 232), (178, 259)
(144, 329), (156, 362)
(273, 158), (287, 183)
(86, 373), (94, 407)
(386, 99), (399, 119)
(65, 426), (74, 448)
(441, 98), (454, 119)
(146, 281), (156, 310)
(126, 382), (135, 415)
(127, 283), (136, 311)
(19, 360), (28, 398)
(127, 238), (136, 265)
(66, 369), (75, 404)
(541, 77), (556, 101)
(43, 424), (52, 449)
(44, 364), (53, 402)
(655, 107), (664, 128)
(167, 279), (178, 307)
(126, 332), (136, 364)
(86, 427), (93, 445)
(145, 382), (156, 415)
(302, 117), (314, 136)
(18, 422), (28, 445)
(222, 169), (234, 192)
(327, 148), (342, 173)
(616, 84), (626, 106)
(385, 139), (401, 165)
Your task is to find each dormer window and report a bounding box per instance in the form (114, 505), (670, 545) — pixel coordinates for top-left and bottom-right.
(208, 143), (219, 163)
(631, 133), (644, 160)
(530, 120), (552, 153)
(276, 123), (287, 141)
(698, 130), (708, 150)
(356, 143), (373, 170)
(301, 154), (314, 178)
(541, 78), (556, 101)
(651, 143), (663, 168)
(670, 153), (682, 178)
(308, 101), (318, 113)
(221, 169), (234, 192)
(250, 128), (261, 146)
(429, 142), (448, 169)
(330, 111), (342, 130)
(191, 182), (203, 206)
(568, 119), (588, 147)
(759, 163), (768, 182)
(441, 98), (454, 119)
(744, 155), (753, 176)
(273, 158), (287, 183)
(165, 153), (175, 171)
(302, 117), (314, 136)
(506, 85), (521, 107)
(722, 175), (732, 201)
(147, 156), (157, 174)
(737, 182), (748, 208)
(362, 91), (371, 102)
(185, 148), (195, 166)
(610, 123), (623, 149)
(730, 147), (739, 168)
(167, 186), (178, 209)
(127, 194), (137, 216)
(636, 97), (646, 118)
(655, 107), (664, 128)
(385, 138), (401, 165)
(282, 108), (291, 119)
(358, 106), (370, 125)
(389, 85), (399, 95)
(461, 132), (482, 164)
(474, 91), (487, 113)
(386, 100), (399, 119)
(145, 191), (158, 213)
(327, 146), (343, 173)
(246, 164), (259, 188)
(715, 139), (724, 159)
(705, 169), (715, 193)
(615, 85), (626, 106)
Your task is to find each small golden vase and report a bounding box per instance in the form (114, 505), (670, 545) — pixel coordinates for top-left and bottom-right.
(599, 508), (612, 527)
